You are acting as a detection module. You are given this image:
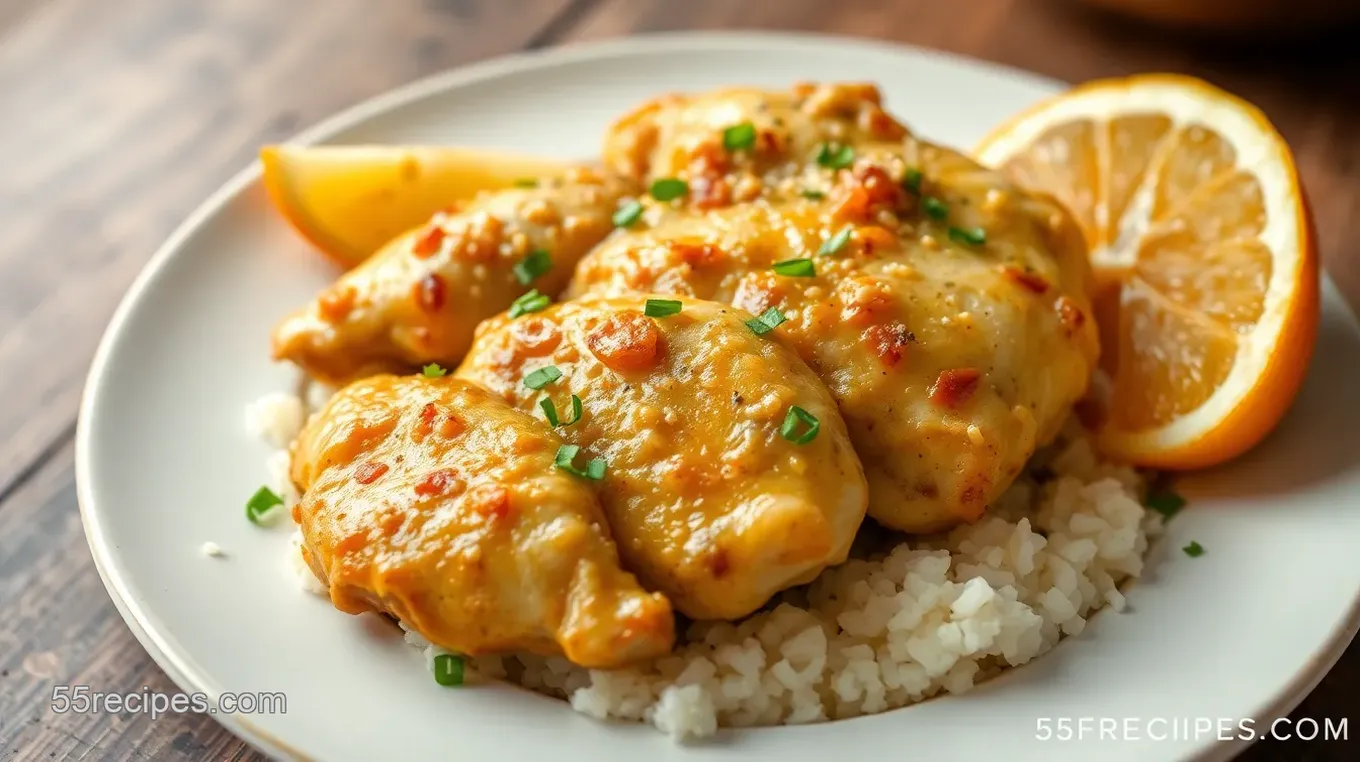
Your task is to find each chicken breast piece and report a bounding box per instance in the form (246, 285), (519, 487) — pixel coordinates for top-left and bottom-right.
(290, 375), (674, 668)
(454, 296), (868, 620)
(272, 169), (634, 385)
(604, 82), (908, 204)
(572, 91), (1100, 533)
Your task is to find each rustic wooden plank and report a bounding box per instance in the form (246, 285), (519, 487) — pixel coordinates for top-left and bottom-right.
(0, 0), (576, 497)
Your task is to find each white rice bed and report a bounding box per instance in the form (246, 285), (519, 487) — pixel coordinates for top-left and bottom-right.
(251, 391), (1160, 740)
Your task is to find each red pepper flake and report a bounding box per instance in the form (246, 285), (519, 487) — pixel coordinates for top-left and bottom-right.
(756, 129), (784, 155)
(863, 322), (914, 366)
(414, 273), (446, 312)
(317, 285), (357, 322)
(411, 226), (446, 258)
(691, 175), (733, 210)
(586, 310), (663, 372)
(1055, 295), (1086, 333)
(354, 461), (390, 485)
(414, 468), (463, 497)
(467, 484), (513, 521)
(670, 241), (726, 268)
(1001, 265), (1050, 294)
(689, 141), (732, 177)
(852, 164), (902, 208)
(418, 402), (439, 432)
(930, 368), (982, 408)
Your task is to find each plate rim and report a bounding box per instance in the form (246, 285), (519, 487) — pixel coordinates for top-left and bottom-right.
(73, 29), (1359, 762)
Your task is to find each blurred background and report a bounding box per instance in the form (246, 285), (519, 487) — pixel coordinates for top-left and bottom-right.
(1, 1), (1357, 759)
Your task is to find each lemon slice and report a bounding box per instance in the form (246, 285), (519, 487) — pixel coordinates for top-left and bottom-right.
(260, 145), (568, 268)
(976, 74), (1319, 468)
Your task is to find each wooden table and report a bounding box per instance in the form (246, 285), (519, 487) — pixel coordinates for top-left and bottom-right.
(1, 1), (1357, 759)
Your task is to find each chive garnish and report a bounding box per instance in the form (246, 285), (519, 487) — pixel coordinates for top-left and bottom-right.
(245, 486), (283, 525)
(800, 189), (826, 200)
(509, 289), (551, 319)
(422, 363), (448, 378)
(780, 406), (821, 445)
(555, 444), (607, 480)
(433, 653), (465, 686)
(816, 143), (855, 170)
(644, 299), (683, 317)
(523, 365), (562, 390)
(540, 394), (583, 427)
(948, 226), (987, 246)
(1147, 490), (1186, 519)
(723, 122), (757, 151)
(1183, 541), (1205, 558)
(818, 227), (853, 257)
(513, 250), (552, 285)
(513, 178), (538, 188)
(772, 258), (816, 277)
(903, 168), (923, 194)
(746, 307), (787, 336)
(923, 196), (949, 220)
(613, 199), (644, 228)
(650, 178), (689, 202)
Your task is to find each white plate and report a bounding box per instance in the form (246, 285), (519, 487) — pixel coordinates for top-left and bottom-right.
(77, 31), (1360, 762)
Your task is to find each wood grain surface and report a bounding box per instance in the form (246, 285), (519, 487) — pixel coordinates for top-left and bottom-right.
(0, 1), (1356, 759)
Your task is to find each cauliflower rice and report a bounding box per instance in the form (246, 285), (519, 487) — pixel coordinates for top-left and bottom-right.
(250, 389), (1161, 740)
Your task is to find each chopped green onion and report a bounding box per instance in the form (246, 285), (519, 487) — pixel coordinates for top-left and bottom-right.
(745, 307), (787, 336)
(818, 227), (853, 257)
(644, 298), (683, 317)
(780, 406), (820, 445)
(903, 168), (924, 194)
(509, 289), (551, 319)
(513, 178), (538, 188)
(613, 199), (644, 228)
(433, 653), (465, 686)
(800, 189), (826, 200)
(923, 196), (950, 220)
(816, 143), (855, 170)
(650, 178), (689, 202)
(1183, 541), (1205, 558)
(772, 258), (816, 278)
(723, 122), (757, 151)
(513, 250), (552, 285)
(948, 226), (987, 246)
(523, 365), (562, 390)
(422, 363), (448, 378)
(245, 486), (283, 525)
(554, 444), (607, 480)
(540, 394), (583, 427)
(1147, 490), (1186, 519)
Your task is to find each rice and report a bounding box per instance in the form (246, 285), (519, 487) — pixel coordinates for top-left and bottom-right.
(244, 392), (305, 449)
(255, 391), (1159, 740)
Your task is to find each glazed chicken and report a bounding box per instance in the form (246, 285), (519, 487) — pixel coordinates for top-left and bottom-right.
(289, 375), (674, 668)
(455, 295), (868, 620)
(273, 169), (634, 385)
(570, 84), (1101, 533)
